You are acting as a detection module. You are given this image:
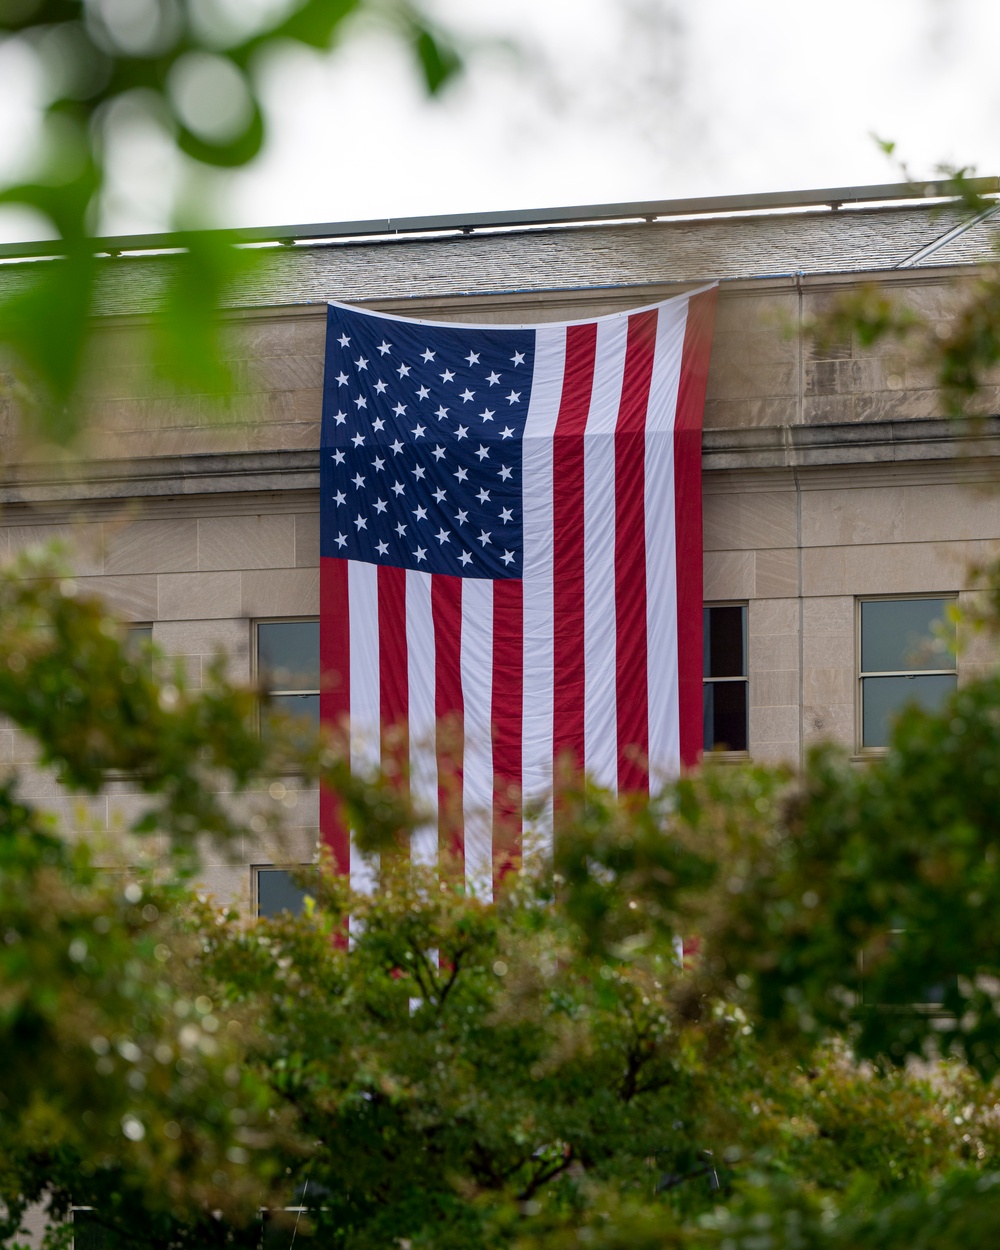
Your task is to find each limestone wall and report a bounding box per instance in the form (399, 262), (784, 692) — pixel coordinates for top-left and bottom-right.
(0, 265), (998, 906)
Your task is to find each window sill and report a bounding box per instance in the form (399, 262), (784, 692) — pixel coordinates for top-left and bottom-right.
(701, 749), (750, 764)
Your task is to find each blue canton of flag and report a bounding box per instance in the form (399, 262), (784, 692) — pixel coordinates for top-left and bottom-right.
(321, 304), (536, 579)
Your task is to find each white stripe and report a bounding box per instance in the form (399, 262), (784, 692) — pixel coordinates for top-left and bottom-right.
(521, 325), (566, 868)
(348, 561), (380, 895)
(582, 317), (629, 792)
(406, 569), (438, 866)
(461, 577), (494, 900)
(646, 297), (689, 786)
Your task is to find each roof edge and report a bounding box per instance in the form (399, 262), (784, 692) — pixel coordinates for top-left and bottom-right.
(1, 177), (997, 263)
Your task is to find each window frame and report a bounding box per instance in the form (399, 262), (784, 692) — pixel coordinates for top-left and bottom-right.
(253, 616), (320, 732)
(254, 863), (313, 919)
(855, 593), (958, 755)
(702, 600), (749, 758)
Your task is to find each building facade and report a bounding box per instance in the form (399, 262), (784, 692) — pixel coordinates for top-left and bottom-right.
(2, 183), (998, 912)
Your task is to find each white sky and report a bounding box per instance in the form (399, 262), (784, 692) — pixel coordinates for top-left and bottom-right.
(220, 0), (1000, 227)
(3, 0), (1000, 237)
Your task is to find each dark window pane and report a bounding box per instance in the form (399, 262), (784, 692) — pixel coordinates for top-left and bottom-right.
(704, 605), (746, 678)
(704, 681), (748, 752)
(123, 625), (153, 674)
(861, 673), (957, 748)
(262, 693), (320, 749)
(258, 621), (320, 691)
(270, 693), (320, 724)
(860, 599), (953, 674)
(74, 1213), (124, 1250)
(258, 868), (310, 918)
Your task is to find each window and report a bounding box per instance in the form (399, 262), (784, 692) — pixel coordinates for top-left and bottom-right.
(122, 624), (153, 674)
(858, 596), (957, 750)
(703, 604), (748, 753)
(256, 619), (320, 734)
(256, 866), (310, 918)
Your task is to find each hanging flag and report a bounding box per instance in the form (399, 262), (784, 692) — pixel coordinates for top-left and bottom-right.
(319, 286), (717, 896)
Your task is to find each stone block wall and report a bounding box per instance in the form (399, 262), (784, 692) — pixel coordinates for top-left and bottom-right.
(0, 265), (998, 906)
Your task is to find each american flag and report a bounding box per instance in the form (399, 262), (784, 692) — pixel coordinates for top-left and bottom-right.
(319, 288), (717, 895)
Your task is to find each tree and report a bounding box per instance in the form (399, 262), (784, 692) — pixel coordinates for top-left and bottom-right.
(0, 0), (465, 442)
(4, 545), (1000, 1249)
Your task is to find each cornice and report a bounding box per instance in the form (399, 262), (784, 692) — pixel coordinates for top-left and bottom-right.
(0, 418), (995, 521)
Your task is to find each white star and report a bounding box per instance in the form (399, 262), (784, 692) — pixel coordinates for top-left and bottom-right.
(433, 486), (447, 503)
(479, 409), (495, 422)
(477, 488), (491, 503)
(332, 449), (345, 465)
(435, 528), (451, 545)
(412, 424), (426, 438)
(455, 425), (468, 440)
(486, 371), (501, 386)
(440, 368), (455, 383)
(502, 549), (515, 566)
(421, 348), (435, 362)
(435, 405), (449, 420)
(372, 455), (385, 471)
(377, 540), (389, 555)
(337, 332), (350, 348)
(465, 350), (480, 365)
(454, 466), (468, 483)
(500, 426), (514, 439)
(413, 546), (427, 562)
(475, 444), (489, 461)
(355, 355), (368, 371)
(506, 390), (521, 405)
(395, 522), (407, 537)
(335, 372), (349, 386)
(354, 515), (367, 531)
(500, 506), (513, 523)
(373, 417), (386, 432)
(397, 362), (411, 377)
(455, 508), (469, 524)
(478, 530), (492, 546)
(378, 340), (392, 355)
(374, 379), (388, 394)
(374, 498), (388, 514)
(460, 388), (475, 403)
(335, 531), (347, 547)
(393, 402), (407, 417)
(333, 409), (347, 425)
(412, 465), (426, 480)
(511, 351), (525, 366)
(352, 472), (366, 489)
(354, 395), (367, 409)
(392, 481), (405, 496)
(498, 465), (513, 480)
(333, 490), (346, 506)
(351, 432), (365, 447)
(416, 385), (430, 400)
(432, 444), (446, 461)
(459, 551), (473, 567)
(390, 439), (404, 455)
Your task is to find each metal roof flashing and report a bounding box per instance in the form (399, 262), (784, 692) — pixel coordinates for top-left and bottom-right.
(0, 178), (996, 263)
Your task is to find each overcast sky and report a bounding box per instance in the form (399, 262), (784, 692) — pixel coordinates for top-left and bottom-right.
(3, 0), (1000, 238)
(217, 0), (1000, 228)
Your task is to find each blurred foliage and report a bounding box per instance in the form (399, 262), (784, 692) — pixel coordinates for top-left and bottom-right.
(0, 0), (466, 440)
(804, 166), (1000, 416)
(5, 552), (1000, 1246)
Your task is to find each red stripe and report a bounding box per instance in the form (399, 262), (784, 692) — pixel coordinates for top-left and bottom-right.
(552, 323), (597, 780)
(432, 574), (464, 870)
(491, 578), (523, 889)
(614, 310), (657, 792)
(377, 565), (409, 829)
(319, 556), (350, 874)
(675, 288), (717, 767)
